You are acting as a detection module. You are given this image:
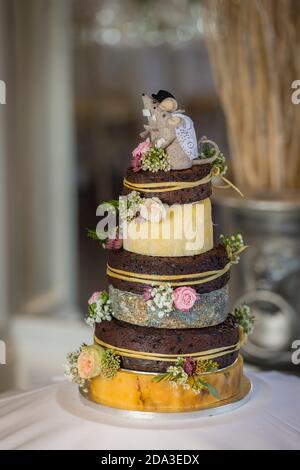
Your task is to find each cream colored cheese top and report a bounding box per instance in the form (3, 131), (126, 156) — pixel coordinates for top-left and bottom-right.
(122, 198), (213, 257)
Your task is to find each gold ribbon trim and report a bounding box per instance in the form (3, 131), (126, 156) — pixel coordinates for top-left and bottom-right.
(213, 175), (244, 198)
(94, 335), (242, 362)
(107, 246), (247, 287)
(123, 174), (212, 193)
(124, 170), (243, 197)
(107, 263), (231, 287)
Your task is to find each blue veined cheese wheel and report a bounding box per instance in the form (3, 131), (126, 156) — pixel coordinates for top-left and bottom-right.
(122, 199), (213, 257)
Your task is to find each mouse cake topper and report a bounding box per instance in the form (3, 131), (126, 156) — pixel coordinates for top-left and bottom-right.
(136, 90), (224, 171)
(139, 90), (199, 170)
(130, 90), (242, 200)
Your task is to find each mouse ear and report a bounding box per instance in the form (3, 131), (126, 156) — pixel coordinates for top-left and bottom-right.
(167, 115), (181, 126)
(159, 97), (178, 112)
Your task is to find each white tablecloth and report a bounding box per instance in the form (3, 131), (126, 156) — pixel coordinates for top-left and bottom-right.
(0, 371), (299, 450)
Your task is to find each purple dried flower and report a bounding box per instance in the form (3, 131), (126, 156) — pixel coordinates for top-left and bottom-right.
(105, 231), (123, 250)
(143, 286), (152, 302)
(183, 357), (197, 377)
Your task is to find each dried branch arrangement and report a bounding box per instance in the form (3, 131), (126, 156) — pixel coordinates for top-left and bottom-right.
(202, 0), (300, 193)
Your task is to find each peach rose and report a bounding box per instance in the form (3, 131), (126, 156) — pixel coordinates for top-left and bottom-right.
(140, 197), (166, 223)
(173, 287), (199, 312)
(77, 345), (104, 379)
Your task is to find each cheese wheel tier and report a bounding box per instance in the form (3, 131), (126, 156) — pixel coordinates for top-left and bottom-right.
(107, 244), (230, 295)
(109, 284), (229, 329)
(94, 314), (240, 373)
(123, 163), (212, 205)
(87, 355), (244, 413)
(122, 198), (213, 257)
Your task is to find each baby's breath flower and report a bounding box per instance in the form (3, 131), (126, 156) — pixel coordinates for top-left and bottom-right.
(145, 284), (174, 318)
(220, 233), (244, 264)
(64, 345), (89, 391)
(85, 291), (112, 326)
(119, 191), (143, 223)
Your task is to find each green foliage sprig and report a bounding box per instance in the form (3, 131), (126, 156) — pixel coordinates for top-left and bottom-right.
(220, 233), (245, 264)
(153, 357), (220, 399)
(234, 304), (255, 335)
(87, 228), (102, 242)
(87, 199), (120, 246)
(199, 140), (227, 176)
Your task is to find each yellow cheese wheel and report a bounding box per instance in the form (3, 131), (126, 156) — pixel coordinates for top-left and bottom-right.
(88, 356), (243, 413)
(123, 199), (213, 257)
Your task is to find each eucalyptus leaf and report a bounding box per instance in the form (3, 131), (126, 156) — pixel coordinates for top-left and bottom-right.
(205, 382), (220, 400)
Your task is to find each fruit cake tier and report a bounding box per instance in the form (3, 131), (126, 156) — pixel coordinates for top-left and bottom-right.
(107, 244), (230, 295)
(94, 314), (240, 373)
(122, 163), (212, 205)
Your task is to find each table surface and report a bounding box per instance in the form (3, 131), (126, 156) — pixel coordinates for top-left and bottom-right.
(0, 371), (299, 450)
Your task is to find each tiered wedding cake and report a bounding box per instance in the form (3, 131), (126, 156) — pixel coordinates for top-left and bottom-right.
(65, 90), (254, 413)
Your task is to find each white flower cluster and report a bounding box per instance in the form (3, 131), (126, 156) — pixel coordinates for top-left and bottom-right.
(141, 146), (171, 172)
(64, 347), (87, 391)
(147, 284), (174, 318)
(85, 293), (112, 326)
(168, 365), (190, 390)
(220, 233), (244, 264)
(119, 191), (143, 223)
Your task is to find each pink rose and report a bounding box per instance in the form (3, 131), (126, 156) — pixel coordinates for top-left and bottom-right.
(131, 138), (152, 172)
(131, 153), (142, 172)
(173, 287), (199, 312)
(77, 345), (104, 379)
(132, 138), (151, 159)
(88, 291), (101, 305)
(140, 197), (166, 223)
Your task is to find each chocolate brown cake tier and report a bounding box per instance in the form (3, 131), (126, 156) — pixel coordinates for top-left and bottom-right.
(123, 164), (212, 204)
(95, 314), (239, 373)
(107, 244), (230, 295)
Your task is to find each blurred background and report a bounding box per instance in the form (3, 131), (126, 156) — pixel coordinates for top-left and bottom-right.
(0, 0), (299, 392)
